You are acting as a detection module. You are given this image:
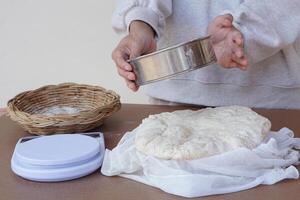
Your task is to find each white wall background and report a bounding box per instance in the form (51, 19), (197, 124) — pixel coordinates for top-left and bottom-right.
(0, 0), (148, 107)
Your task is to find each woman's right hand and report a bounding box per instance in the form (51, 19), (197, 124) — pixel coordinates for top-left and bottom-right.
(112, 21), (157, 91)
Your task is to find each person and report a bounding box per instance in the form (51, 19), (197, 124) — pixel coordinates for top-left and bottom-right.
(111, 0), (300, 109)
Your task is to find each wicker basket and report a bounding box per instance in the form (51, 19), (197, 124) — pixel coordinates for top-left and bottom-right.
(7, 83), (121, 135)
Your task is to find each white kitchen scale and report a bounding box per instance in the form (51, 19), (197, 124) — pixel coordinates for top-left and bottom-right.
(11, 132), (105, 182)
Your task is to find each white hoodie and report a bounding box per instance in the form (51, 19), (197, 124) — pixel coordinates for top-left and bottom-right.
(112, 0), (300, 109)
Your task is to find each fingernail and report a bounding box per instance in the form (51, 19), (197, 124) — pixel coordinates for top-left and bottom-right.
(125, 65), (131, 71)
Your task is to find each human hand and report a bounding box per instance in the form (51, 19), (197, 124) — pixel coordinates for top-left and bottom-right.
(112, 21), (157, 91)
(208, 14), (248, 70)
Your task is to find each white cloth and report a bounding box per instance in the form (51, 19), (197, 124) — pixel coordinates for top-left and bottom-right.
(101, 128), (300, 198)
(112, 0), (300, 109)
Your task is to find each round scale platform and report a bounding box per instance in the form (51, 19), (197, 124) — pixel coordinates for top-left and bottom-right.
(11, 133), (104, 182)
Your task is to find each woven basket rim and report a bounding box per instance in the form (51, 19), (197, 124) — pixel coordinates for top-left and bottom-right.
(7, 82), (120, 118)
(6, 82), (121, 135)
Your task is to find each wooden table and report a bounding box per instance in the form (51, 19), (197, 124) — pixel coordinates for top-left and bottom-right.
(1, 104), (300, 200)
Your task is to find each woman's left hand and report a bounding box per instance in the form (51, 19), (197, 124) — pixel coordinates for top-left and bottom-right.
(208, 14), (248, 70)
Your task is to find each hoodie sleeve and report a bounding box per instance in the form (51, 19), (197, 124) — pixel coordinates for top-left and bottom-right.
(226, 0), (300, 65)
(111, 0), (172, 38)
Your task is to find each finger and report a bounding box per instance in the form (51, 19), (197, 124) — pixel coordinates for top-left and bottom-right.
(117, 67), (136, 81)
(232, 45), (245, 58)
(232, 49), (248, 70)
(227, 61), (238, 68)
(112, 49), (132, 71)
(236, 63), (248, 71)
(117, 56), (132, 71)
(215, 14), (233, 28)
(223, 14), (233, 23)
(222, 19), (232, 27)
(232, 31), (244, 46)
(126, 80), (139, 92)
(218, 59), (234, 69)
(227, 60), (247, 71)
(213, 15), (232, 28)
(232, 53), (248, 67)
(220, 58), (241, 69)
